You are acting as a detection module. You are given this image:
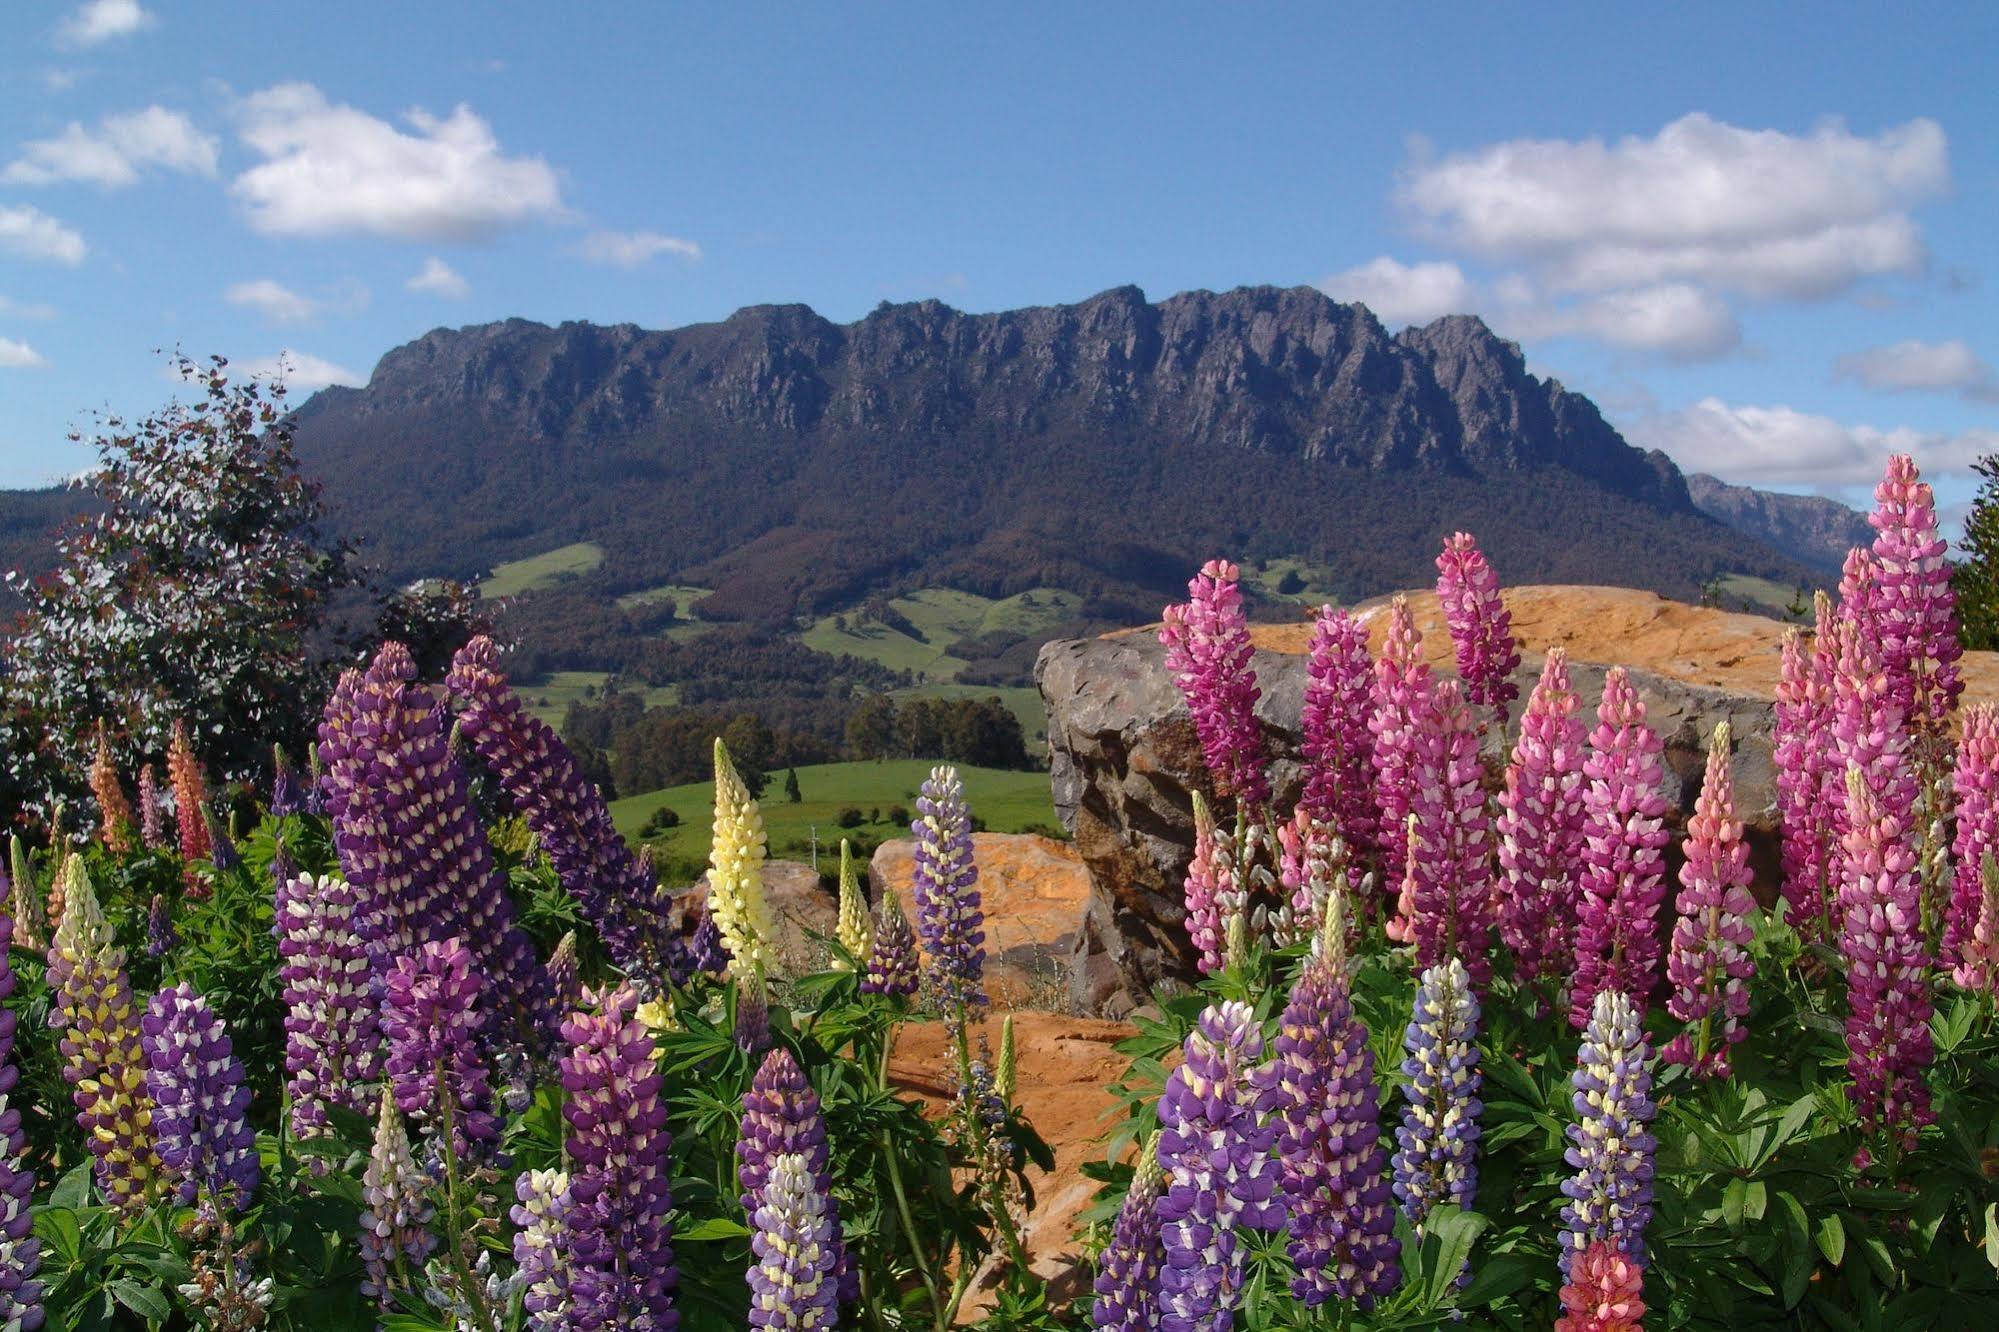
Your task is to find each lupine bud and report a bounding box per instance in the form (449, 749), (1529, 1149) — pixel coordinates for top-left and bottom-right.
(734, 975), (772, 1056)
(1159, 559), (1269, 808)
(358, 1087), (435, 1310)
(748, 1153), (841, 1331)
(140, 985), (258, 1213)
(911, 765), (986, 1017)
(1435, 532), (1521, 725)
(1392, 959), (1483, 1245)
(3, 839), (37, 955)
(860, 895), (918, 998)
(381, 937), (498, 1155)
(1407, 679), (1495, 986)
(1300, 605), (1380, 862)
(1497, 649), (1588, 985)
(1571, 670), (1669, 1028)
(1556, 1241), (1646, 1332)
(738, 1048), (853, 1306)
(687, 908), (728, 979)
(269, 744), (303, 817)
(1868, 454), (1962, 738)
(545, 931), (582, 1019)
(1946, 706), (1999, 979)
(1663, 725), (1756, 1078)
(275, 873), (380, 1138)
(0, 913), (43, 1332)
(995, 1015), (1017, 1103)
(137, 764), (166, 852)
(834, 839), (871, 969)
(512, 1168), (573, 1332)
(1370, 595), (1432, 891)
(44, 859), (160, 1209)
(144, 893), (176, 960)
(560, 988), (679, 1330)
(202, 807), (238, 873)
(1092, 1137), (1166, 1331)
(167, 718), (213, 872)
(1775, 611), (1840, 940)
(89, 726), (134, 853)
(1561, 989), (1657, 1279)
(709, 738), (775, 981)
(1155, 1001), (1284, 1332)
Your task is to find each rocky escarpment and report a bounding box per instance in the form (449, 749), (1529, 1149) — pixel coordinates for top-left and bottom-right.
(1687, 473), (1874, 576)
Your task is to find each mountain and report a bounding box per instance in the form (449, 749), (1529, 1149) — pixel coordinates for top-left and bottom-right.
(1685, 472), (1873, 576)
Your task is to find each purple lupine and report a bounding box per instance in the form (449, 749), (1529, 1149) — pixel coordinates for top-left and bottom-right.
(358, 1087), (435, 1310)
(269, 744), (303, 817)
(1160, 559), (1269, 808)
(860, 895), (918, 998)
(275, 873), (380, 1138)
(512, 1169), (573, 1332)
(738, 1048), (854, 1308)
(1946, 706), (1999, 976)
(1391, 958), (1484, 1238)
(1092, 1139), (1166, 1331)
(1663, 725), (1756, 1078)
(203, 808), (239, 873)
(139, 985), (258, 1212)
(145, 893), (176, 959)
(1775, 608), (1841, 941)
(748, 1153), (841, 1332)
(1496, 649), (1589, 986)
(1300, 605), (1380, 862)
(137, 764), (166, 852)
(561, 989), (678, 1329)
(1839, 765), (1935, 1155)
(1406, 678), (1495, 986)
(1570, 669), (1670, 1029)
(734, 977), (772, 1056)
(687, 910), (728, 980)
(1154, 1001), (1284, 1332)
(381, 937), (498, 1155)
(0, 913), (43, 1330)
(1183, 792), (1229, 975)
(1370, 595), (1432, 899)
(447, 636), (675, 979)
(1869, 454), (1962, 740)
(1256, 901), (1400, 1308)
(1435, 531), (1520, 726)
(1560, 989), (1657, 1280)
(545, 931), (582, 1021)
(911, 765), (985, 1016)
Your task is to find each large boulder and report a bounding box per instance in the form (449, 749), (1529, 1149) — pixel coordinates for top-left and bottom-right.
(692, 858), (836, 976)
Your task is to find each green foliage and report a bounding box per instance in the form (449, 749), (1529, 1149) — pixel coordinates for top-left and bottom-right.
(1954, 452), (1999, 650)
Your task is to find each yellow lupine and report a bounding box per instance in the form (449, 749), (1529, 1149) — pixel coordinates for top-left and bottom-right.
(708, 738), (775, 980)
(834, 839), (872, 969)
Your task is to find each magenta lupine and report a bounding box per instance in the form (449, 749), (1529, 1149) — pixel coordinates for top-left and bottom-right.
(275, 873), (380, 1138)
(1869, 454), (1962, 737)
(747, 1153), (842, 1332)
(0, 914), (42, 1330)
(860, 896), (918, 998)
(737, 1048), (854, 1307)
(1663, 726), (1756, 1079)
(381, 937), (498, 1155)
(1159, 559), (1269, 808)
(1838, 765), (1935, 1155)
(1300, 605), (1380, 860)
(1496, 649), (1589, 986)
(1435, 531), (1521, 725)
(1154, 1001), (1284, 1332)
(1406, 678), (1496, 985)
(1570, 669), (1670, 1029)
(140, 985), (259, 1212)
(560, 989), (679, 1330)
(137, 763), (165, 851)
(1391, 958), (1484, 1239)
(910, 766), (986, 1016)
(1560, 989), (1657, 1280)
(358, 1087), (435, 1310)
(1946, 705), (1999, 973)
(1774, 611), (1841, 940)
(511, 1169), (573, 1332)
(1091, 1140), (1166, 1331)
(1370, 595), (1433, 892)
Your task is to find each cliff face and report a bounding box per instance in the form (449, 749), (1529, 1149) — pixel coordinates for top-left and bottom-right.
(1685, 472), (1874, 575)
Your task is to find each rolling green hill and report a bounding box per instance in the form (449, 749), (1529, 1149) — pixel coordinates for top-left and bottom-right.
(480, 541), (605, 598)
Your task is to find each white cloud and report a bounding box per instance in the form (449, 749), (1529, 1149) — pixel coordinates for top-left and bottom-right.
(4, 106), (217, 188)
(1319, 257), (1474, 327)
(1626, 396), (1996, 487)
(406, 256), (469, 299)
(56, 0), (154, 47)
(224, 279), (318, 325)
(0, 339), (48, 370)
(42, 69), (82, 92)
(1398, 114), (1947, 299)
(1517, 283), (1742, 360)
(231, 83), (565, 240)
(1834, 338), (1999, 403)
(0, 205), (86, 265)
(574, 229), (702, 268)
(236, 351), (364, 392)
(0, 296), (57, 320)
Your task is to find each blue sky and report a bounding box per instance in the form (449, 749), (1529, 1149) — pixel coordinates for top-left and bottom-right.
(2, 2), (1996, 521)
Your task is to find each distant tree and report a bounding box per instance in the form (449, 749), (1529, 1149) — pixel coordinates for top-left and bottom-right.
(721, 713), (776, 799)
(1275, 568), (1306, 595)
(835, 806), (864, 829)
(846, 694), (899, 761)
(373, 579), (490, 678)
(784, 766), (802, 803)
(1955, 453), (1999, 650)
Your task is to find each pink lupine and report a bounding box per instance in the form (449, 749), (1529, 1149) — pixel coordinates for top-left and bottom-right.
(1774, 609), (1840, 941)
(1840, 546), (1881, 640)
(1435, 532), (1520, 726)
(1300, 606), (1380, 862)
(1948, 706), (1999, 979)
(1570, 669), (1670, 1029)
(1277, 806), (1337, 944)
(1954, 854), (1999, 993)
(1406, 679), (1495, 985)
(1663, 724), (1756, 1078)
(1868, 454), (1961, 739)
(1183, 792), (1228, 975)
(1831, 619), (1917, 854)
(1159, 560), (1269, 808)
(1370, 595), (1432, 893)
(1496, 649), (1588, 987)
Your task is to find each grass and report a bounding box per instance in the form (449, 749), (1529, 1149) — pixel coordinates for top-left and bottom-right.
(608, 759), (1059, 869)
(1716, 572), (1813, 619)
(800, 586), (1084, 682)
(1239, 556), (1343, 606)
(479, 541), (605, 598)
(519, 670), (678, 729)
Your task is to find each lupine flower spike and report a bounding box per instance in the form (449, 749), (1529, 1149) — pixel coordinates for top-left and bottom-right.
(860, 895), (918, 998)
(1561, 989), (1657, 1279)
(1392, 958), (1484, 1246)
(1435, 531), (1520, 726)
(709, 738), (775, 981)
(1406, 678), (1496, 986)
(358, 1086), (435, 1311)
(1570, 669), (1669, 1029)
(89, 725), (134, 852)
(911, 766), (986, 1017)
(834, 839), (872, 969)
(168, 718), (213, 875)
(1663, 725), (1756, 1078)
(738, 1048), (854, 1306)
(1946, 705), (1999, 982)
(0, 910), (42, 1331)
(1774, 609), (1840, 940)
(1496, 649), (1588, 987)
(1868, 453), (1961, 742)
(1556, 1242), (1646, 1332)
(275, 873), (380, 1138)
(1371, 594), (1433, 891)
(269, 744), (304, 817)
(140, 985), (258, 1212)
(748, 1153), (841, 1332)
(4, 839), (39, 954)
(1160, 558), (1269, 808)
(381, 937), (499, 1156)
(1300, 605), (1380, 861)
(1091, 1134), (1166, 1331)
(512, 1169), (573, 1332)
(1183, 791), (1228, 975)
(1954, 854), (1999, 993)
(137, 764), (166, 852)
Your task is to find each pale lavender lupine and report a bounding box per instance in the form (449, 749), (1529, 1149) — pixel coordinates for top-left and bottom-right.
(1406, 679), (1495, 986)
(1391, 958), (1483, 1240)
(1496, 649), (1588, 987)
(1435, 531), (1520, 725)
(358, 1087), (434, 1311)
(1160, 560), (1269, 808)
(1663, 726), (1756, 1079)
(1570, 670), (1670, 1030)
(1560, 989), (1657, 1280)
(737, 1047), (854, 1309)
(511, 1169), (573, 1332)
(1300, 605), (1380, 861)
(747, 1153), (841, 1332)
(911, 766), (986, 1016)
(275, 873), (380, 1138)
(137, 764), (165, 852)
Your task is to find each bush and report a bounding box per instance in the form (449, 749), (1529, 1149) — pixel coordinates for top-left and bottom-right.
(835, 806), (865, 829)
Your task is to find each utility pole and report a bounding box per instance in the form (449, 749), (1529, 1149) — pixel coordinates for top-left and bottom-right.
(809, 824), (819, 872)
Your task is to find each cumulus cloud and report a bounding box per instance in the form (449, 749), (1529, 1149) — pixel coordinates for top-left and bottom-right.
(231, 83), (565, 240)
(405, 256), (469, 299)
(1398, 113), (1947, 299)
(0, 339), (48, 370)
(4, 106), (217, 187)
(1626, 396), (1996, 487)
(56, 0), (154, 47)
(0, 296), (57, 320)
(236, 350), (364, 392)
(1834, 338), (1999, 403)
(1515, 283), (1742, 360)
(224, 279), (318, 325)
(1319, 257), (1474, 327)
(574, 229), (702, 268)
(0, 205), (86, 265)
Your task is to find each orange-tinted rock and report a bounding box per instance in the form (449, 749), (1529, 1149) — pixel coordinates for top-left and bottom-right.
(692, 858), (834, 976)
